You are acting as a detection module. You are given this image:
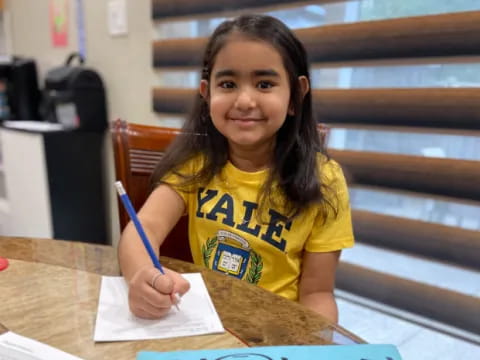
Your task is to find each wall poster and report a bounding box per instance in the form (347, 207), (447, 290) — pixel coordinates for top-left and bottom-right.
(50, 0), (68, 47)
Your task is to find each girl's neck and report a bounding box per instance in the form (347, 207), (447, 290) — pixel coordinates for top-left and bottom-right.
(228, 142), (274, 172)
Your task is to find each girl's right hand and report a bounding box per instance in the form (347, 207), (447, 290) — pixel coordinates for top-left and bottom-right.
(127, 265), (190, 319)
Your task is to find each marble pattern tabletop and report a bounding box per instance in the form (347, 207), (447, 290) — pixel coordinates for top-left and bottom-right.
(0, 236), (364, 359)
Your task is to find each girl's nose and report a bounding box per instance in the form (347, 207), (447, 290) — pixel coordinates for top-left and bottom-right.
(234, 88), (256, 110)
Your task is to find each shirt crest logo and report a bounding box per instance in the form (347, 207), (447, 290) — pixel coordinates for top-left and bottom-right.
(202, 230), (263, 284)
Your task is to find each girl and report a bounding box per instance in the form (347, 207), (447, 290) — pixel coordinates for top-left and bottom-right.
(118, 14), (354, 323)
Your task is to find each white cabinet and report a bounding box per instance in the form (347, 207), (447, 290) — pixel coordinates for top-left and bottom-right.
(0, 128), (53, 237)
(0, 125), (108, 243)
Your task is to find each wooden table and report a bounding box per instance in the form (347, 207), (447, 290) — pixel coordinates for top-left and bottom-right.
(0, 236), (364, 359)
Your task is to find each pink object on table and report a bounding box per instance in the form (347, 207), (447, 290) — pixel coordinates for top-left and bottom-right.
(0, 256), (9, 271)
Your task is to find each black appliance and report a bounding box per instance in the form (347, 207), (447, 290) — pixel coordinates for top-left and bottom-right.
(40, 53), (109, 243)
(0, 57), (40, 120)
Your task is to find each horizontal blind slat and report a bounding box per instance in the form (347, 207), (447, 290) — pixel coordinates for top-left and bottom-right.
(352, 209), (480, 270)
(330, 149), (480, 200)
(337, 262), (480, 334)
(152, 0), (344, 19)
(153, 11), (480, 66)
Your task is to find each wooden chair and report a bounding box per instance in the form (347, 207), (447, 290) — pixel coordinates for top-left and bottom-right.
(111, 119), (193, 262)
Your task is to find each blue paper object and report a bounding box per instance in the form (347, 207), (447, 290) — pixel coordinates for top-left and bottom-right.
(137, 344), (402, 360)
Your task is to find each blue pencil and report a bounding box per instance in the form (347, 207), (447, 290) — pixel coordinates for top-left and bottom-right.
(114, 181), (180, 310)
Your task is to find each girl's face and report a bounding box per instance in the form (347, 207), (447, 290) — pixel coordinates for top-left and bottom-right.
(200, 37), (292, 155)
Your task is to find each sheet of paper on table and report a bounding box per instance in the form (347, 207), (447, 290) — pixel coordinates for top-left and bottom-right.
(137, 344), (403, 360)
(0, 331), (83, 360)
(94, 273), (224, 342)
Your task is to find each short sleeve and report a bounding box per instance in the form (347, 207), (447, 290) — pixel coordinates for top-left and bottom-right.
(160, 156), (200, 205)
(304, 159), (355, 252)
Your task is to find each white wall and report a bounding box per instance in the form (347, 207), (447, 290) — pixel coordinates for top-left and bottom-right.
(4, 0), (161, 246)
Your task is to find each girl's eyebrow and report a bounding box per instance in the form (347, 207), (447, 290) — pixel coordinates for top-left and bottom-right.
(214, 69), (235, 79)
(253, 69), (280, 77)
(214, 69), (280, 79)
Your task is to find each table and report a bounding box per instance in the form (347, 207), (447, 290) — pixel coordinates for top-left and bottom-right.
(0, 236), (364, 359)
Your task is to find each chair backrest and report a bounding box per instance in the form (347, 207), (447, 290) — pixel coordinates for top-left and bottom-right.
(111, 119), (193, 262)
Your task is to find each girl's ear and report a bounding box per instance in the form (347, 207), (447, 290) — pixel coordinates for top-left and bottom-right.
(288, 76), (310, 115)
(199, 79), (209, 100)
(298, 75), (310, 98)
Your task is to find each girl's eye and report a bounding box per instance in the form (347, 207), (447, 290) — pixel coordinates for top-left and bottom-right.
(219, 81), (235, 89)
(257, 80), (274, 89)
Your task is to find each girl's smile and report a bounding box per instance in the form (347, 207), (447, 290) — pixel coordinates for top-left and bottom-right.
(229, 117), (265, 127)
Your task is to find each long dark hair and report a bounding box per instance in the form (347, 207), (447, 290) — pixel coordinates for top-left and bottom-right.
(152, 14), (336, 221)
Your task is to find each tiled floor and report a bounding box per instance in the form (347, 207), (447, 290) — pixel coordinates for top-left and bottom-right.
(336, 243), (480, 360)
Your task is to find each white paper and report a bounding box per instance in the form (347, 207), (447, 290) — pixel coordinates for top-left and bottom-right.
(94, 273), (225, 342)
(0, 331), (83, 360)
(3, 121), (65, 132)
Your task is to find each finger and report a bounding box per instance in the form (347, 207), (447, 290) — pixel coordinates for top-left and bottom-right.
(151, 273), (174, 294)
(177, 277), (190, 296)
(129, 281), (170, 310)
(143, 285), (173, 309)
(139, 299), (171, 318)
(129, 284), (172, 319)
(133, 305), (168, 320)
(165, 270), (191, 296)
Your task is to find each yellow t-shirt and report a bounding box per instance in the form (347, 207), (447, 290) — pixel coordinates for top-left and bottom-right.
(163, 154), (354, 300)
